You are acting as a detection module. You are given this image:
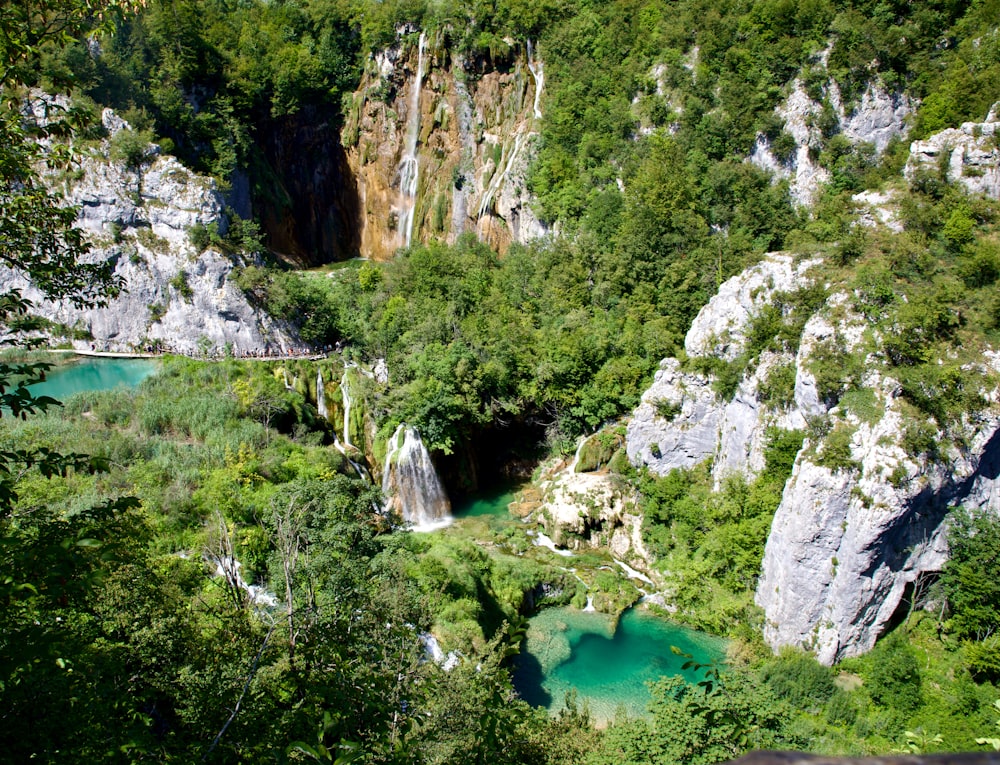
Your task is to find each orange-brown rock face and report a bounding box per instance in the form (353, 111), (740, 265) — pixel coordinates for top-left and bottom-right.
(343, 31), (546, 261)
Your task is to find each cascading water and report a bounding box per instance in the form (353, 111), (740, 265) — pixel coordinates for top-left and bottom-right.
(451, 58), (476, 238)
(382, 424), (452, 529)
(477, 132), (526, 221)
(341, 368), (354, 448)
(527, 39), (544, 120)
(397, 31), (427, 248)
(316, 369), (328, 419)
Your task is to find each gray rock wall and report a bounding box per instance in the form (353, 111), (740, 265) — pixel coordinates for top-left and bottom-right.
(3, 107), (304, 355)
(627, 246), (1000, 663)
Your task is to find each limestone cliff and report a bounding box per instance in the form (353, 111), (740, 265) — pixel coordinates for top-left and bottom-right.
(905, 104), (1000, 199)
(4, 103), (304, 355)
(627, 244), (1000, 664)
(751, 71), (913, 206)
(342, 29), (547, 260)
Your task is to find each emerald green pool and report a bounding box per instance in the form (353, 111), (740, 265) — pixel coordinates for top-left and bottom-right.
(513, 606), (725, 723)
(29, 357), (159, 399)
(452, 485), (517, 518)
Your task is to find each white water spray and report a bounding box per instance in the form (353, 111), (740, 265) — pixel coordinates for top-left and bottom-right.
(397, 31), (427, 248)
(527, 39), (544, 120)
(382, 424), (452, 530)
(316, 369), (327, 419)
(477, 131), (526, 221)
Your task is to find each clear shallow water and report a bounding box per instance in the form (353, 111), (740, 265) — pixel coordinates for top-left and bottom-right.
(28, 357), (159, 399)
(452, 485), (517, 518)
(513, 606), (725, 723)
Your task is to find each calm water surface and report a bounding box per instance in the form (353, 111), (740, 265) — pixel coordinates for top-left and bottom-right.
(452, 485), (517, 518)
(514, 606), (725, 723)
(29, 357), (159, 399)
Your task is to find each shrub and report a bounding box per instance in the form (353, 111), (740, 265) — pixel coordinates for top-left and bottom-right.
(817, 423), (858, 472)
(169, 271), (194, 302)
(654, 398), (681, 421)
(760, 648), (836, 711)
(109, 127), (155, 170)
(866, 633), (922, 713)
(758, 360), (797, 409)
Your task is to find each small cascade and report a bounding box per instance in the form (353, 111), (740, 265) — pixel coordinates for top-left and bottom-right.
(614, 559), (654, 585)
(527, 39), (544, 120)
(397, 31), (427, 248)
(382, 424), (452, 529)
(477, 131), (527, 221)
(583, 594), (596, 612)
(568, 435), (587, 472)
(341, 368), (354, 448)
(316, 369), (328, 419)
(213, 555), (278, 608)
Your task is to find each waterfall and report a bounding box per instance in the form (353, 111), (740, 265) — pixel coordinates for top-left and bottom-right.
(527, 39), (544, 120)
(316, 369), (328, 419)
(341, 368), (354, 448)
(397, 31), (427, 248)
(569, 435), (587, 472)
(477, 131), (527, 221)
(451, 58), (476, 238)
(382, 424), (452, 530)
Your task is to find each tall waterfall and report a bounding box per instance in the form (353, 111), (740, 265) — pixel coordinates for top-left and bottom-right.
(527, 39), (544, 120)
(382, 424), (452, 530)
(316, 369), (328, 419)
(397, 31), (427, 248)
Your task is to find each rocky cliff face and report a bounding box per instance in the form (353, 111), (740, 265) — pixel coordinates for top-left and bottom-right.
(905, 104), (1000, 199)
(342, 30), (547, 260)
(626, 253), (820, 488)
(255, 106), (361, 266)
(627, 246), (1000, 664)
(4, 104), (303, 355)
(751, 75), (913, 206)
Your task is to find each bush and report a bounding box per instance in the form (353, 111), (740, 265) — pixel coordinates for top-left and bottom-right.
(761, 648), (836, 711)
(817, 423), (858, 473)
(866, 632), (922, 713)
(169, 271), (194, 302)
(109, 127), (154, 169)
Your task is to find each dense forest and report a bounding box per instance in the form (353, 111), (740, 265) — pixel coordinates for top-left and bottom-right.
(4, 0), (1000, 761)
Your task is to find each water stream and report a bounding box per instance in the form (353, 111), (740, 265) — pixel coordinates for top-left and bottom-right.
(315, 369), (327, 419)
(527, 39), (544, 120)
(398, 31), (427, 248)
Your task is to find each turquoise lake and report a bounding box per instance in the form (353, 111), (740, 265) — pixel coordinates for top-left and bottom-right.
(28, 357), (159, 399)
(513, 606), (725, 723)
(452, 484), (517, 518)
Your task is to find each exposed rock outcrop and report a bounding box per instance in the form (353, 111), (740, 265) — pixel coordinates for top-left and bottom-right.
(751, 77), (913, 206)
(905, 103), (1000, 199)
(343, 30), (547, 259)
(626, 253), (818, 486)
(538, 461), (645, 563)
(255, 107), (361, 266)
(4, 106), (304, 355)
(627, 249), (1000, 664)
